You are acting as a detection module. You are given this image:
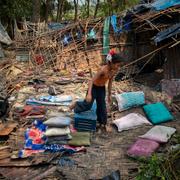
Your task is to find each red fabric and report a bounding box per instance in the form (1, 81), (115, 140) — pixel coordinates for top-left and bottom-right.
(28, 128), (45, 144)
(35, 55), (44, 65)
(109, 49), (116, 55)
(18, 105), (46, 116)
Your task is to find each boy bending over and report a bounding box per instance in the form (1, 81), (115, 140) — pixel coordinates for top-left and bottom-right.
(70, 50), (126, 132)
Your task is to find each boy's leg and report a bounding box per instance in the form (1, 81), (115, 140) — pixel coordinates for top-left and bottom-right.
(96, 87), (112, 132)
(96, 87), (107, 126)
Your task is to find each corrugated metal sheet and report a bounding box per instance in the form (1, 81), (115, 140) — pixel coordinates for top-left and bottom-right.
(163, 44), (180, 79)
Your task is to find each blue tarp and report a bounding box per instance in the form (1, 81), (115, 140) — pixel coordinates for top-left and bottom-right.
(153, 23), (180, 43)
(48, 22), (67, 30)
(87, 29), (96, 39)
(152, 0), (180, 11)
(111, 15), (131, 34)
(111, 15), (123, 33)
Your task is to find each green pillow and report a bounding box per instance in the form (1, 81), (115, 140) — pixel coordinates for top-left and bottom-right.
(143, 102), (174, 125)
(68, 132), (90, 146)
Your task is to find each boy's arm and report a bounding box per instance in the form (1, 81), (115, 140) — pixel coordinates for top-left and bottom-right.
(86, 80), (93, 102)
(86, 68), (105, 102)
(108, 76), (113, 104)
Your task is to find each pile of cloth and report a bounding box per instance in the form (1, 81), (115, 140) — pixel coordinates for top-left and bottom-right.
(19, 119), (87, 158)
(14, 105), (46, 119)
(44, 114), (91, 147)
(26, 95), (72, 106)
(19, 114), (91, 158)
(44, 115), (72, 145)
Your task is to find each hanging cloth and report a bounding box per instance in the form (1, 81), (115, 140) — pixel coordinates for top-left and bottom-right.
(111, 15), (123, 33)
(102, 17), (110, 55)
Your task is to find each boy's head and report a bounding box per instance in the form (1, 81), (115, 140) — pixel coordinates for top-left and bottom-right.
(106, 49), (126, 68)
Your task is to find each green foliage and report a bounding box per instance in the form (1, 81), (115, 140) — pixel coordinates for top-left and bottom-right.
(98, 2), (110, 17)
(136, 155), (165, 180)
(92, 0), (140, 18)
(0, 0), (32, 20)
(136, 134), (180, 180)
(64, 0), (74, 13)
(125, 0), (141, 8)
(0, 0), (141, 22)
(79, 5), (95, 18)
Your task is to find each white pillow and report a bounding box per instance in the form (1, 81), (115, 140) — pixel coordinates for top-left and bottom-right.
(139, 125), (176, 143)
(45, 127), (70, 136)
(113, 113), (151, 132)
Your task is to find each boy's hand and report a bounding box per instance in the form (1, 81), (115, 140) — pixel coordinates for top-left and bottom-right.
(86, 94), (92, 102)
(108, 96), (112, 105)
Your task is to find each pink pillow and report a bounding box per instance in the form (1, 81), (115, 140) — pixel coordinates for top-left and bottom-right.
(127, 138), (159, 157)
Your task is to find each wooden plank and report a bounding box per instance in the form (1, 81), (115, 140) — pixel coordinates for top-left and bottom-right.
(0, 123), (17, 136)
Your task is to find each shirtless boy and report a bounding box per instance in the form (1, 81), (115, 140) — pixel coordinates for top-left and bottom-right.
(70, 50), (126, 132)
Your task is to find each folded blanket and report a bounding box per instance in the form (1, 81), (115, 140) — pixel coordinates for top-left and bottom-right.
(68, 132), (91, 146)
(45, 127), (70, 136)
(44, 116), (72, 127)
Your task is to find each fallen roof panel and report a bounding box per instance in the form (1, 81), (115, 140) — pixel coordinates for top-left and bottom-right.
(153, 23), (180, 43)
(152, 0), (180, 11)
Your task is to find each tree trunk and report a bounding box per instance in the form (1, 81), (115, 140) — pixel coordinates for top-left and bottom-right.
(123, 0), (126, 9)
(45, 0), (51, 22)
(94, 0), (100, 18)
(107, 0), (113, 16)
(56, 0), (64, 22)
(74, 0), (78, 22)
(32, 0), (41, 23)
(87, 0), (90, 18)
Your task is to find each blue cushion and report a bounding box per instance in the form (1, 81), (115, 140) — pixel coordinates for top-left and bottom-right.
(116, 91), (145, 111)
(143, 102), (174, 124)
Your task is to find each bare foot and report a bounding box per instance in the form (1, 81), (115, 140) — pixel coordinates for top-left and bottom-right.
(69, 101), (76, 111)
(96, 124), (102, 130)
(102, 125), (112, 133)
(96, 127), (102, 134)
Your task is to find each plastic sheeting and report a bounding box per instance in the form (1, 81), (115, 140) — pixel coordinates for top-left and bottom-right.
(111, 14), (131, 34)
(111, 15), (123, 33)
(0, 44), (4, 58)
(151, 0), (180, 11)
(48, 22), (66, 30)
(0, 22), (12, 45)
(153, 23), (180, 44)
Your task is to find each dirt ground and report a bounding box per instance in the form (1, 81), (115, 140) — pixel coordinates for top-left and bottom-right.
(0, 68), (179, 180)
